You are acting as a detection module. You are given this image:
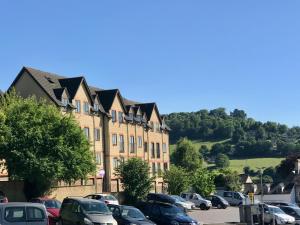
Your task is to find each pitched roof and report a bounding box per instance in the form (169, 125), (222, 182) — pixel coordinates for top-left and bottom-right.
(97, 89), (127, 113)
(135, 103), (162, 123)
(10, 67), (94, 106)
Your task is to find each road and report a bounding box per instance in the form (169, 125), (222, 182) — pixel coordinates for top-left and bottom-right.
(188, 207), (240, 225)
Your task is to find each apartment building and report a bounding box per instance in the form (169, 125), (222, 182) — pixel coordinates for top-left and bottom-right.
(9, 67), (170, 192)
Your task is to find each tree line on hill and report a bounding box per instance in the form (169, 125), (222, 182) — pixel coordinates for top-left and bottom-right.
(165, 108), (300, 158)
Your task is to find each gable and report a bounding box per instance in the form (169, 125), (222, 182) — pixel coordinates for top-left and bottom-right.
(74, 82), (93, 105)
(12, 70), (53, 103)
(111, 92), (127, 113)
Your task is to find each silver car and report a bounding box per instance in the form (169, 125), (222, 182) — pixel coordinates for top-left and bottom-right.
(0, 202), (48, 225)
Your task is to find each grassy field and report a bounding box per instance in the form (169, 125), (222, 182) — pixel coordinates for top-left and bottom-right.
(170, 139), (230, 154)
(170, 139), (284, 173)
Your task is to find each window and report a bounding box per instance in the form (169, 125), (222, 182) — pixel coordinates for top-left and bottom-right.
(130, 136), (135, 153)
(157, 163), (162, 176)
(94, 129), (100, 141)
(150, 121), (154, 131)
(136, 114), (142, 120)
(83, 127), (90, 140)
(95, 153), (101, 165)
(138, 136), (142, 148)
(112, 134), (117, 146)
(111, 110), (117, 122)
(75, 100), (81, 113)
(152, 163), (156, 176)
(163, 143), (167, 153)
(5, 207), (26, 222)
(129, 112), (134, 119)
(94, 104), (99, 111)
(144, 142), (148, 152)
(156, 143), (160, 158)
(151, 142), (155, 158)
(156, 123), (161, 132)
(119, 135), (124, 152)
(120, 156), (125, 164)
(224, 192), (232, 198)
(118, 112), (123, 123)
(164, 162), (168, 171)
(113, 158), (119, 169)
(26, 207), (45, 221)
(62, 98), (69, 106)
(84, 102), (89, 114)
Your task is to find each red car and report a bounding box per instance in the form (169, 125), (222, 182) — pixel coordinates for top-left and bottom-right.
(29, 197), (61, 225)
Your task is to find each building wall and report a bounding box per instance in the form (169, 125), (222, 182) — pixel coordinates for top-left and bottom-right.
(72, 84), (104, 177)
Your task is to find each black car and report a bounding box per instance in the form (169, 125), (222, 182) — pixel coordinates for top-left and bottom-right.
(280, 206), (300, 224)
(206, 195), (229, 209)
(108, 204), (155, 225)
(136, 201), (200, 225)
(267, 202), (299, 207)
(147, 193), (176, 204)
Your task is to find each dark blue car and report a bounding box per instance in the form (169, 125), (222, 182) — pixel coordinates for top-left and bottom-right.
(136, 201), (200, 225)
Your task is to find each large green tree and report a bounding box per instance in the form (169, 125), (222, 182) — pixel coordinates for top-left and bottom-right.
(191, 168), (215, 197)
(214, 169), (242, 191)
(0, 93), (96, 199)
(115, 158), (154, 204)
(172, 138), (202, 172)
(163, 165), (189, 195)
(215, 153), (230, 168)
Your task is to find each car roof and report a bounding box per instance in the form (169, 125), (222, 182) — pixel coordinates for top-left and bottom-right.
(0, 202), (46, 207)
(66, 197), (103, 204)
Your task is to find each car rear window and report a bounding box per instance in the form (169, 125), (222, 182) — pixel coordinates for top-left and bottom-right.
(5, 207), (26, 222)
(103, 195), (117, 201)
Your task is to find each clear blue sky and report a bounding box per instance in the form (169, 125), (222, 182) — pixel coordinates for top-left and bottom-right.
(1, 1), (300, 126)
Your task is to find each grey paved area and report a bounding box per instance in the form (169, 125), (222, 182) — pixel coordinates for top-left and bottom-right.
(188, 207), (240, 225)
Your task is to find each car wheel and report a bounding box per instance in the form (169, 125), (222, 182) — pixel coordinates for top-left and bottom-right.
(200, 204), (206, 210)
(205, 206), (210, 210)
(217, 204), (222, 209)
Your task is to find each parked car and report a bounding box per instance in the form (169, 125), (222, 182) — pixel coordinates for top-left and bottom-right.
(147, 193), (175, 204)
(170, 195), (195, 210)
(263, 204), (295, 225)
(206, 195), (229, 209)
(180, 192), (212, 210)
(85, 193), (119, 205)
(267, 201), (299, 208)
(108, 204), (156, 225)
(280, 206), (300, 225)
(0, 202), (48, 225)
(29, 197), (61, 225)
(59, 197), (117, 225)
(136, 201), (200, 225)
(216, 191), (245, 206)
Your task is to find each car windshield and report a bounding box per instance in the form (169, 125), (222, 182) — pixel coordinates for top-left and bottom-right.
(82, 202), (111, 214)
(103, 195), (117, 201)
(159, 205), (185, 217)
(45, 200), (61, 209)
(270, 207), (285, 214)
(195, 194), (204, 200)
(122, 207), (145, 220)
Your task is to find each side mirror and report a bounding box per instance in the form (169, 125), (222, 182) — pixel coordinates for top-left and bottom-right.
(146, 215), (150, 219)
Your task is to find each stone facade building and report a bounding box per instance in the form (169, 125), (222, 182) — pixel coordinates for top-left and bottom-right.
(9, 67), (170, 193)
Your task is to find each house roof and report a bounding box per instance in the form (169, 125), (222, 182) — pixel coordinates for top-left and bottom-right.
(239, 174), (253, 184)
(10, 67), (169, 129)
(97, 89), (127, 113)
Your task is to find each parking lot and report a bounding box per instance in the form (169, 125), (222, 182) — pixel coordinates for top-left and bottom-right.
(188, 207), (240, 225)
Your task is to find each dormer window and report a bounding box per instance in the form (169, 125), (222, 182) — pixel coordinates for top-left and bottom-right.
(83, 102), (90, 114)
(62, 98), (69, 107)
(129, 113), (134, 119)
(136, 114), (142, 120)
(94, 104), (99, 111)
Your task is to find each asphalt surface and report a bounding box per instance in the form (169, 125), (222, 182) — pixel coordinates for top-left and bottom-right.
(188, 207), (240, 225)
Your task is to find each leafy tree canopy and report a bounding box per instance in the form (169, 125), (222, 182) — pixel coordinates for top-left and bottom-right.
(0, 93), (96, 199)
(191, 168), (215, 197)
(163, 165), (189, 195)
(172, 138), (202, 172)
(115, 158), (154, 204)
(215, 154), (230, 168)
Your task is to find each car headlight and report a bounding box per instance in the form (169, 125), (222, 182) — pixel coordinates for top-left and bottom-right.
(84, 217), (93, 225)
(171, 221), (179, 225)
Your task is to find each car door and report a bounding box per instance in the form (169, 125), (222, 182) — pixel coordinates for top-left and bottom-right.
(70, 201), (83, 224)
(26, 206), (48, 225)
(2, 206), (27, 225)
(60, 199), (74, 225)
(149, 204), (162, 225)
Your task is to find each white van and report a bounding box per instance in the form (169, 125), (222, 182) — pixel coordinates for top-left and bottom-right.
(180, 193), (212, 210)
(217, 191), (245, 206)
